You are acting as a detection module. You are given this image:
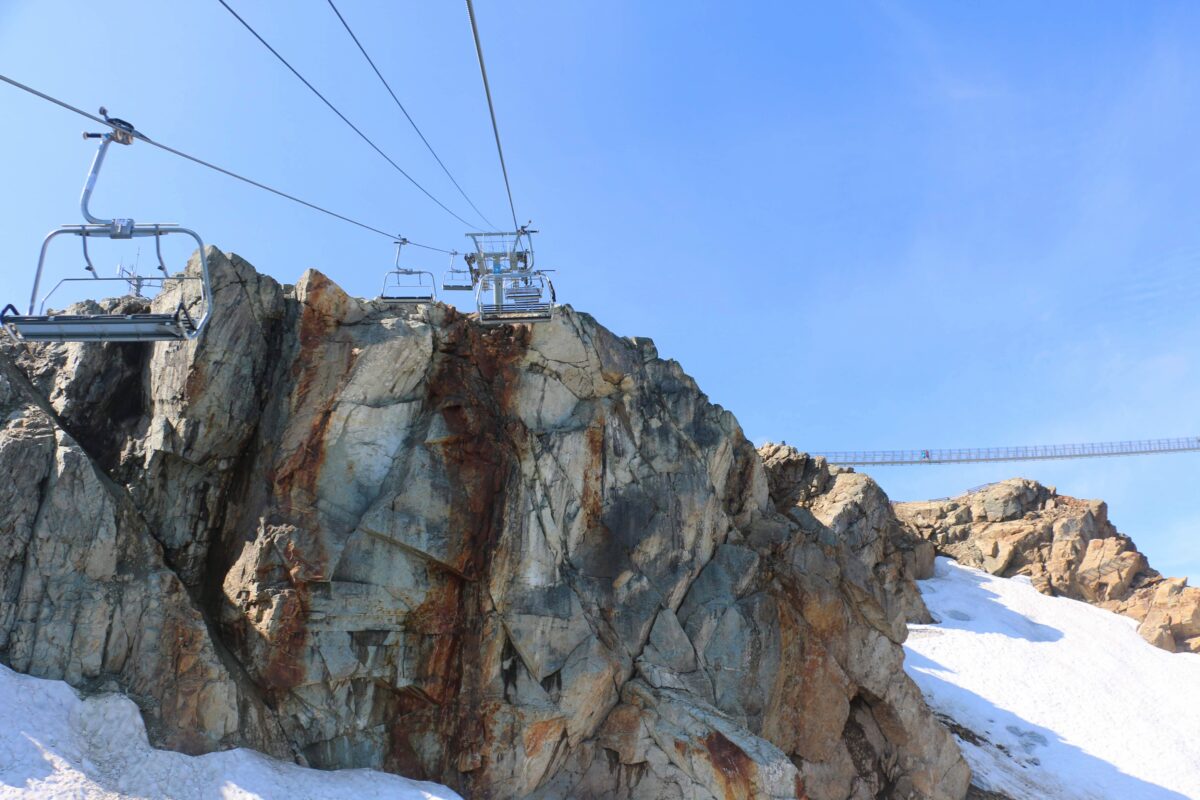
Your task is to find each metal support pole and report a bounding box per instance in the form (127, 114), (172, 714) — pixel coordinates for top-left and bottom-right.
(492, 256), (503, 309)
(80, 136), (112, 225)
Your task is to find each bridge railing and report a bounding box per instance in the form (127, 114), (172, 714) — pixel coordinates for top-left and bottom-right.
(818, 437), (1200, 466)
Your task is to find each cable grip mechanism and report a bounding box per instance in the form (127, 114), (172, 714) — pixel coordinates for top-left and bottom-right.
(82, 106), (135, 145)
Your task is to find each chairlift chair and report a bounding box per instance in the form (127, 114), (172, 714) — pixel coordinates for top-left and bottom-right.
(476, 271), (555, 325)
(1, 109), (213, 343)
(378, 238), (437, 305)
(440, 250), (474, 291)
(466, 227), (556, 325)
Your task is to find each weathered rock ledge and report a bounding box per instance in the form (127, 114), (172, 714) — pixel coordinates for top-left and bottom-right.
(894, 479), (1200, 653)
(0, 248), (969, 799)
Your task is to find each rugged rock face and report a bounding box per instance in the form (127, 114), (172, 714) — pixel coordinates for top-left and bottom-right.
(757, 446), (936, 631)
(0, 248), (969, 799)
(894, 479), (1200, 654)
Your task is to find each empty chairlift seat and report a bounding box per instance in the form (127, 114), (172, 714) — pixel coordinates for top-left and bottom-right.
(2, 304), (200, 343)
(441, 251), (475, 292)
(378, 238), (437, 305)
(379, 270), (437, 304)
(2, 109), (212, 344)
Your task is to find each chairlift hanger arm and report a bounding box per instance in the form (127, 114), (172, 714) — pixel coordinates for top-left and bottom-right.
(1, 73), (461, 254)
(79, 137), (133, 232)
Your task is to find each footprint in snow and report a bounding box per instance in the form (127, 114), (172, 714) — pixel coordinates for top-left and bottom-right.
(1005, 724), (1048, 754)
(945, 610), (972, 621)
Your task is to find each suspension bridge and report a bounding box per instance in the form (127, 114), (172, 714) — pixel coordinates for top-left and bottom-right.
(817, 436), (1200, 466)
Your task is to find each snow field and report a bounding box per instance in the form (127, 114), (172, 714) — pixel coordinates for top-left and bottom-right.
(0, 663), (461, 800)
(906, 557), (1200, 800)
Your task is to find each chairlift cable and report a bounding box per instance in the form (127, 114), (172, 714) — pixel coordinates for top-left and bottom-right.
(0, 73), (453, 254)
(403, 240), (453, 253)
(215, 0), (478, 229)
(324, 0), (496, 230)
(464, 0), (520, 232)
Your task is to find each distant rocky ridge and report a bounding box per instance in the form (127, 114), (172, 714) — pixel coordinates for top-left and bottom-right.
(893, 479), (1200, 654)
(0, 248), (971, 799)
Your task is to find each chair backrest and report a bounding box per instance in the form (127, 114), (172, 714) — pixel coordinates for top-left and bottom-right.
(380, 268), (436, 302)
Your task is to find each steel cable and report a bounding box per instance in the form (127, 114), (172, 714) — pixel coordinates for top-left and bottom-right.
(0, 73), (454, 253)
(325, 0), (496, 229)
(465, 0), (520, 231)
(216, 0), (477, 229)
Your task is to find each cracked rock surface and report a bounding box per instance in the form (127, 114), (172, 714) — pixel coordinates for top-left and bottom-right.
(0, 248), (969, 799)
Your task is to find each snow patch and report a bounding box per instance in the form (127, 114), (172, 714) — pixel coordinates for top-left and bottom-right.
(906, 557), (1200, 800)
(0, 663), (460, 800)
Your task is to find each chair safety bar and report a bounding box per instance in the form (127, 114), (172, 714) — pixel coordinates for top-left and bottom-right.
(15, 225), (212, 343)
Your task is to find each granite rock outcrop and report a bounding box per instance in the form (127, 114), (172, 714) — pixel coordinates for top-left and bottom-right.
(0, 248), (970, 798)
(894, 479), (1200, 654)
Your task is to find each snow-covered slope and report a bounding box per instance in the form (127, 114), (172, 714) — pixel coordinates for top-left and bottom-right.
(906, 557), (1200, 800)
(0, 663), (460, 800)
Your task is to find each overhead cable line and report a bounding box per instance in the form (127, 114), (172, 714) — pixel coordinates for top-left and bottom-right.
(325, 0), (496, 229)
(464, 0), (520, 231)
(215, 0), (478, 229)
(0, 73), (453, 254)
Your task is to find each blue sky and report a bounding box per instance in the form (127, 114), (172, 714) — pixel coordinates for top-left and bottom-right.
(2, 2), (1198, 581)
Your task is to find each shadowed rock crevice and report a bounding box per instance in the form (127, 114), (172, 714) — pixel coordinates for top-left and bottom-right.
(52, 339), (148, 473)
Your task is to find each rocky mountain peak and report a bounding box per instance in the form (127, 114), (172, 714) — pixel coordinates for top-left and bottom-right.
(0, 248), (970, 799)
(895, 478), (1200, 653)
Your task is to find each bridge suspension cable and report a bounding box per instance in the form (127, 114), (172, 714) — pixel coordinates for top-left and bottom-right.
(324, 0), (495, 229)
(216, 0), (478, 229)
(465, 0), (520, 231)
(818, 437), (1200, 466)
(0, 73), (453, 254)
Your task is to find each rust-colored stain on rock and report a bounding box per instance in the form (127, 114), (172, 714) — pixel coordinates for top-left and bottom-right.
(580, 419), (606, 529)
(275, 272), (360, 507)
(701, 730), (757, 800)
(260, 589), (309, 692)
(407, 583), (465, 706)
(158, 608), (219, 755)
(184, 361), (207, 402)
(252, 275), (361, 697)
(385, 318), (531, 795)
(522, 717), (563, 760)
